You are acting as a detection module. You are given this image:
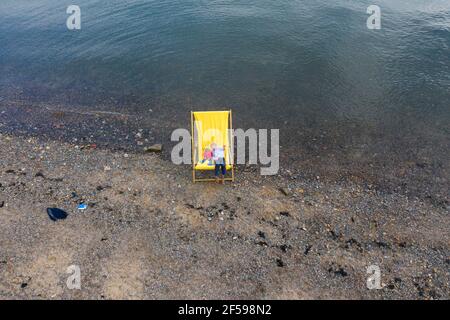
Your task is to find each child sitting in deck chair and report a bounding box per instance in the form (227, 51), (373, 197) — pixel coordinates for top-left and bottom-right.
(201, 147), (213, 165)
(212, 144), (226, 183)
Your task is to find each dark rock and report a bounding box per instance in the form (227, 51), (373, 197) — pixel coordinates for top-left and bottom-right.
(276, 258), (285, 267)
(414, 283), (425, 297)
(279, 244), (290, 252)
(47, 208), (68, 221)
(334, 268), (348, 277)
(21, 283), (28, 288)
(398, 241), (407, 248)
(255, 241), (268, 247)
(0, 201), (4, 208)
(279, 211), (290, 217)
(345, 238), (363, 252)
(374, 241), (391, 249)
(257, 231), (266, 239)
(329, 266), (348, 277)
(304, 245), (312, 255)
(186, 203), (203, 210)
(35, 172), (45, 178)
(329, 230), (340, 240)
(428, 290), (439, 299)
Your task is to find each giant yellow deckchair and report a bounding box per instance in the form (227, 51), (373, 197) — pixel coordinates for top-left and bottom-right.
(191, 110), (234, 182)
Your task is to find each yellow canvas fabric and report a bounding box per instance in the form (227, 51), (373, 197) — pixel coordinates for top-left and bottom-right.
(193, 111), (232, 171)
(194, 161), (232, 171)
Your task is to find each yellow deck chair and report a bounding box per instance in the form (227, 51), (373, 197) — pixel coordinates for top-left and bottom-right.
(191, 110), (235, 182)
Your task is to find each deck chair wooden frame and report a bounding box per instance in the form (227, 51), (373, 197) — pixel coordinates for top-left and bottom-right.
(191, 110), (235, 183)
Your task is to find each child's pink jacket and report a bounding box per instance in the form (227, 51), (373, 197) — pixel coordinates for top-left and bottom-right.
(203, 150), (213, 159)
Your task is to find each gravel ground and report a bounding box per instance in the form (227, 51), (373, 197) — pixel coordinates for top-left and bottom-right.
(0, 133), (448, 299)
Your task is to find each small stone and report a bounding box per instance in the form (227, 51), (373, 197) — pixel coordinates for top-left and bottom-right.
(144, 144), (163, 153)
(104, 166), (111, 171)
(279, 187), (291, 196)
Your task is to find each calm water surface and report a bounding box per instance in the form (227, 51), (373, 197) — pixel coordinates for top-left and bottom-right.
(0, 0), (449, 149)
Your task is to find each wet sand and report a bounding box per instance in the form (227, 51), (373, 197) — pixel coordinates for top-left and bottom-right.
(0, 132), (448, 299)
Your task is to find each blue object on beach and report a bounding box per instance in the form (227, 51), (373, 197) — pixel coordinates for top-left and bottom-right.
(47, 208), (68, 221)
(78, 203), (88, 210)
